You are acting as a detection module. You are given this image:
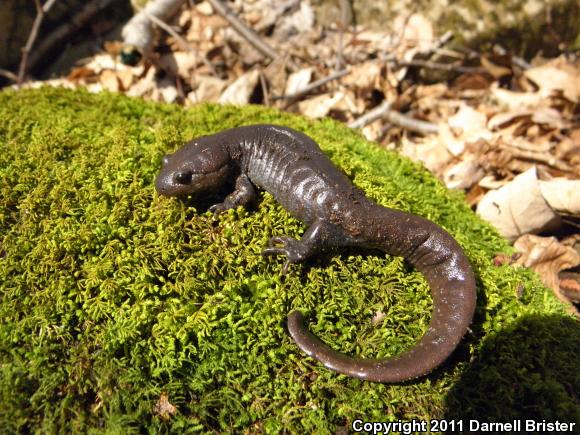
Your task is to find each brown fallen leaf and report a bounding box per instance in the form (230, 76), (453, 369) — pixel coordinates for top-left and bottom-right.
(342, 61), (382, 90)
(493, 252), (521, 266)
(560, 276), (580, 303)
(153, 393), (177, 421)
(298, 92), (346, 119)
(523, 57), (580, 103)
(99, 69), (120, 92)
(443, 157), (485, 190)
(514, 234), (580, 313)
(538, 178), (580, 216)
(284, 67), (313, 96)
(127, 64), (157, 98)
(158, 51), (199, 80)
(446, 103), (492, 153)
(218, 70), (260, 105)
(477, 166), (561, 241)
(480, 55), (512, 79)
(490, 86), (543, 110)
(400, 135), (451, 173)
(187, 75), (227, 103)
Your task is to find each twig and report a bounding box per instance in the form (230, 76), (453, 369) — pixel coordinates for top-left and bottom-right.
(207, 0), (281, 63)
(334, 0), (353, 70)
(27, 0), (117, 73)
(348, 100), (392, 129)
(348, 100), (438, 135)
(258, 69), (270, 106)
(17, 0), (58, 85)
(382, 110), (439, 135)
(493, 44), (532, 70)
(497, 143), (575, 173)
(391, 59), (486, 74)
(273, 68), (349, 101)
(417, 30), (454, 58)
(0, 68), (18, 83)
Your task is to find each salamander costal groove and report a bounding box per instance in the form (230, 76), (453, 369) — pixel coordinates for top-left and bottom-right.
(155, 124), (477, 382)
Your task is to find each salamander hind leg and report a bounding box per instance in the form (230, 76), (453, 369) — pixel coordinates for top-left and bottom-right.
(262, 219), (344, 274)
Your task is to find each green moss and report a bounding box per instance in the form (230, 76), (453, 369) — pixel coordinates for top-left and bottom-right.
(0, 87), (577, 432)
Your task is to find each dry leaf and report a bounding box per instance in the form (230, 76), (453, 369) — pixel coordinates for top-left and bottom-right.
(393, 14), (434, 52)
(443, 157), (485, 190)
(453, 73), (494, 91)
(298, 92), (345, 119)
(372, 311), (386, 326)
(490, 86), (543, 110)
(523, 58), (580, 103)
(560, 276), (580, 303)
(360, 120), (383, 142)
(218, 70), (260, 105)
(99, 70), (120, 92)
(126, 64), (157, 97)
(487, 109), (532, 131)
(67, 66), (96, 82)
(538, 178), (580, 216)
(447, 103), (492, 144)
(273, 1), (315, 39)
(153, 393), (177, 421)
(116, 69), (135, 91)
(285, 68), (313, 96)
(158, 78), (178, 103)
(477, 166), (561, 241)
(342, 61), (382, 90)
(530, 107), (563, 129)
(84, 53), (118, 73)
(514, 234), (580, 309)
(437, 123), (465, 156)
(187, 75), (226, 103)
(196, 1), (213, 16)
(158, 51), (199, 79)
(478, 175), (508, 189)
(400, 136), (451, 173)
(480, 56), (512, 79)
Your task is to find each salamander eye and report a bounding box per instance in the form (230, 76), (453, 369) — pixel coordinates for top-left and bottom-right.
(174, 171), (192, 185)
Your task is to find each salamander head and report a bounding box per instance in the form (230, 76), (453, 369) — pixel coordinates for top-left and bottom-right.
(155, 137), (233, 197)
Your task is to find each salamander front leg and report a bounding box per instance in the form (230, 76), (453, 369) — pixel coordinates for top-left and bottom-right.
(262, 219), (342, 274)
(209, 174), (257, 214)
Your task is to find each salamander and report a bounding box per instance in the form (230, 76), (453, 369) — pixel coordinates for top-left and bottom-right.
(155, 124), (477, 382)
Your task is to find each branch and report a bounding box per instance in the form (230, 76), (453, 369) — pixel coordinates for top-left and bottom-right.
(334, 0), (353, 70)
(348, 100), (438, 135)
(0, 68), (18, 83)
(348, 100), (392, 129)
(493, 44), (532, 70)
(17, 0), (58, 85)
(392, 59), (486, 74)
(272, 68), (350, 101)
(121, 0), (186, 64)
(418, 30), (454, 58)
(497, 143), (576, 174)
(382, 110), (439, 135)
(207, 0), (280, 62)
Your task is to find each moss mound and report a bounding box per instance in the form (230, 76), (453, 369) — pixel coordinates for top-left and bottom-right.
(0, 87), (578, 432)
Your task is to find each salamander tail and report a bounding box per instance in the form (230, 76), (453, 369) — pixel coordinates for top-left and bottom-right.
(287, 211), (477, 382)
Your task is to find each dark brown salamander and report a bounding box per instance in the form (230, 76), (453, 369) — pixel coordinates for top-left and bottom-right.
(155, 124), (477, 382)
